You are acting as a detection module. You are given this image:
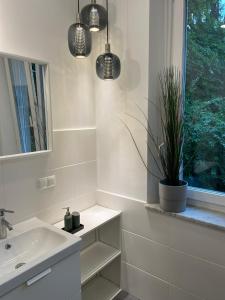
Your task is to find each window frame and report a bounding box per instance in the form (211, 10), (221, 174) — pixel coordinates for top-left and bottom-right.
(169, 0), (225, 209)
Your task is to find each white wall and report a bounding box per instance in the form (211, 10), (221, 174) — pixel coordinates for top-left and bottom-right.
(0, 0), (97, 225)
(96, 1), (225, 300)
(98, 190), (225, 300)
(95, 0), (149, 202)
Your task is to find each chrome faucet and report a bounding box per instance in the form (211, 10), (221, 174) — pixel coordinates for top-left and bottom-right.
(0, 209), (14, 239)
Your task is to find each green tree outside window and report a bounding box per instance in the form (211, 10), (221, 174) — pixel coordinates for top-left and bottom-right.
(184, 0), (225, 193)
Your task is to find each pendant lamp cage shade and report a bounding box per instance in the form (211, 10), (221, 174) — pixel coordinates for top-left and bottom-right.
(96, 0), (121, 80)
(96, 44), (121, 80)
(81, 0), (107, 32)
(68, 0), (92, 58)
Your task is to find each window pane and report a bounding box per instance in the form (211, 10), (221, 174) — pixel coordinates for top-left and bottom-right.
(184, 0), (225, 193)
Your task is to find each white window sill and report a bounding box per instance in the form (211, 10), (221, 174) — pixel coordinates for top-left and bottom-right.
(145, 203), (225, 232)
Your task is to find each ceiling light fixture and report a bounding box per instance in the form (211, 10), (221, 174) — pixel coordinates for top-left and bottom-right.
(96, 0), (121, 80)
(68, 0), (92, 58)
(81, 0), (107, 32)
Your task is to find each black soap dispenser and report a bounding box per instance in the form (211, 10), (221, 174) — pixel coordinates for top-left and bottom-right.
(63, 207), (73, 232)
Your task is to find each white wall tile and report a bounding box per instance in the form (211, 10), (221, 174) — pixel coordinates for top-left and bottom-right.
(169, 217), (225, 268)
(37, 192), (96, 225)
(52, 59), (96, 130)
(48, 129), (96, 170)
(41, 161), (96, 210)
(2, 138), (96, 225)
(126, 0), (150, 102)
(169, 286), (204, 300)
(39, 165), (77, 214)
(168, 249), (225, 300)
(73, 161), (97, 199)
(97, 122), (148, 201)
(122, 230), (170, 281)
(97, 190), (170, 245)
(122, 262), (169, 300)
(0, 162), (5, 208)
(2, 156), (48, 224)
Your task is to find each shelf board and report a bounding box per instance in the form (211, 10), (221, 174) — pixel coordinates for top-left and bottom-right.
(82, 276), (121, 300)
(54, 205), (121, 238)
(81, 241), (121, 285)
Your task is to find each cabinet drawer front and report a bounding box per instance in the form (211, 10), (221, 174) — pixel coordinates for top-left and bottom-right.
(2, 253), (81, 300)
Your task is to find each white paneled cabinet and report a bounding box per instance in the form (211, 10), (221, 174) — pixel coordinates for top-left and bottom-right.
(1, 253), (81, 300)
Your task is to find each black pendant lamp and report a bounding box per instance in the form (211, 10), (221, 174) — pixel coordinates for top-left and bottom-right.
(81, 0), (107, 32)
(96, 0), (121, 80)
(68, 0), (92, 58)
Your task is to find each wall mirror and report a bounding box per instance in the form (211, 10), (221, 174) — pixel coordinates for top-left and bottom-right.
(0, 53), (52, 159)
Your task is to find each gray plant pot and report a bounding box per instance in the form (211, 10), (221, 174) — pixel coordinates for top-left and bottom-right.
(159, 180), (188, 213)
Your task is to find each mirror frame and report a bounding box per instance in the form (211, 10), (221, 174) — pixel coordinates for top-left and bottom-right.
(0, 52), (53, 160)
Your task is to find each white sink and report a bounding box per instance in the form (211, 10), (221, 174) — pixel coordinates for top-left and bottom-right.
(0, 218), (81, 297)
(0, 227), (67, 277)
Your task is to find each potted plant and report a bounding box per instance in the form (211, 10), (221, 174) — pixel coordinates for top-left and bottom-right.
(158, 67), (187, 212)
(123, 66), (187, 212)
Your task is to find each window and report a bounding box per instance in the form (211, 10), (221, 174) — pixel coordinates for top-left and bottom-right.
(184, 0), (225, 196)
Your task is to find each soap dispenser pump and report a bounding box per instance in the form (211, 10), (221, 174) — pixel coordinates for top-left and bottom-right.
(63, 207), (73, 232)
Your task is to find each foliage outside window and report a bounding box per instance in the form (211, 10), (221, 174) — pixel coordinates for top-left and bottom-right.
(184, 0), (225, 193)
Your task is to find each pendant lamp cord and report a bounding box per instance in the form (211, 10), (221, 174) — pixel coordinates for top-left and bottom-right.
(78, 0), (80, 13)
(106, 0), (109, 44)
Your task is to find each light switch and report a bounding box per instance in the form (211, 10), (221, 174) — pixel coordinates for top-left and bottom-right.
(47, 175), (56, 188)
(38, 177), (48, 190)
(38, 175), (56, 190)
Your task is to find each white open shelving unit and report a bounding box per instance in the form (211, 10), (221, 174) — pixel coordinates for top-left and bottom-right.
(82, 276), (121, 300)
(55, 205), (122, 300)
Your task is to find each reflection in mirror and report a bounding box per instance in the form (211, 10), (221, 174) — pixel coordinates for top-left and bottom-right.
(0, 55), (50, 158)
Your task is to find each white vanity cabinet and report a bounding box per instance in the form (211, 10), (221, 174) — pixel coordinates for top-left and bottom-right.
(1, 252), (81, 300)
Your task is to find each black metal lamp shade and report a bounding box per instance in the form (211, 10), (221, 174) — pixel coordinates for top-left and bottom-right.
(96, 43), (121, 80)
(81, 0), (107, 32)
(68, 14), (92, 58)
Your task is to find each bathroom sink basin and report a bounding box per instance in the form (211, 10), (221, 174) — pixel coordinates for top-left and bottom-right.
(0, 227), (66, 278)
(0, 218), (81, 297)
